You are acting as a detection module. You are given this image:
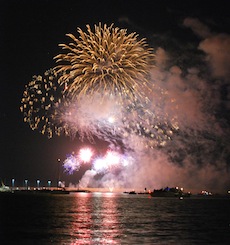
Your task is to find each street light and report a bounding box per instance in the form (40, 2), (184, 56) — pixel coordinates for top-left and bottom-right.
(25, 179), (28, 190)
(12, 179), (15, 190)
(48, 180), (51, 189)
(58, 180), (62, 187)
(37, 180), (40, 189)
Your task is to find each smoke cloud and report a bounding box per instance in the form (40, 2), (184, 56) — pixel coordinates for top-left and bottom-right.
(68, 18), (229, 193)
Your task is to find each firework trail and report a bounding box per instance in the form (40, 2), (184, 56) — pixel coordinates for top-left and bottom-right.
(54, 23), (155, 101)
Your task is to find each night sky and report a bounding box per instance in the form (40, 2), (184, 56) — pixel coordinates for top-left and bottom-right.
(1, 0), (229, 192)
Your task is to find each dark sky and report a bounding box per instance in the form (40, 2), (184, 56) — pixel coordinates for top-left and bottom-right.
(0, 0), (229, 190)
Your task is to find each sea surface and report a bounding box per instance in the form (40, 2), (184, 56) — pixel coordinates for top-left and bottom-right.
(0, 192), (230, 244)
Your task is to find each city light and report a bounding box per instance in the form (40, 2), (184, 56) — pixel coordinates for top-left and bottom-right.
(12, 178), (15, 189)
(37, 180), (40, 189)
(48, 180), (51, 188)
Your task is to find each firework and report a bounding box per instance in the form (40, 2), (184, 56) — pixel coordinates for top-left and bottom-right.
(63, 147), (93, 174)
(20, 69), (71, 138)
(56, 90), (178, 148)
(92, 150), (132, 174)
(57, 92), (125, 142)
(21, 68), (178, 147)
(92, 158), (108, 173)
(21, 24), (178, 148)
(54, 23), (155, 101)
(79, 147), (93, 162)
(63, 146), (133, 175)
(63, 154), (80, 174)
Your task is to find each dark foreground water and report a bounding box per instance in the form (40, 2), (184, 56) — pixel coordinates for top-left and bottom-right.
(0, 192), (230, 244)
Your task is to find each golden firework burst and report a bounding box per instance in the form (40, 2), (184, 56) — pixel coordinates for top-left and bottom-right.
(54, 23), (155, 100)
(20, 69), (71, 138)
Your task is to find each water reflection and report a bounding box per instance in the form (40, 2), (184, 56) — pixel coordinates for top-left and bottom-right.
(1, 193), (230, 244)
(70, 193), (121, 244)
(69, 193), (93, 244)
(97, 193), (121, 244)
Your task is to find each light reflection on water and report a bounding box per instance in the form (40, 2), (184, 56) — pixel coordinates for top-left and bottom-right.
(69, 192), (122, 244)
(1, 192), (230, 244)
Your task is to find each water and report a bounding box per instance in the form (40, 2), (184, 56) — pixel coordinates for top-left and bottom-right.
(0, 192), (230, 244)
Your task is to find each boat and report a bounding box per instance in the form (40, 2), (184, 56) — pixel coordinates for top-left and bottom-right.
(124, 188), (152, 195)
(150, 187), (191, 198)
(123, 191), (137, 194)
